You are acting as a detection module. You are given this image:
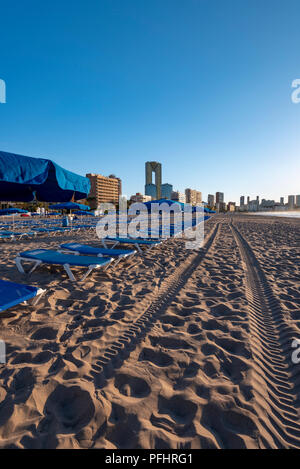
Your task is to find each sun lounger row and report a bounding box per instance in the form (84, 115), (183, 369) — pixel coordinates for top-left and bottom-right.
(14, 237), (162, 282)
(0, 236), (166, 313)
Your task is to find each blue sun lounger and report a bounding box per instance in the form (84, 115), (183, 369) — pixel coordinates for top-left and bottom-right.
(15, 249), (113, 282)
(102, 237), (161, 254)
(0, 233), (14, 241)
(0, 279), (46, 312)
(0, 230), (34, 240)
(60, 243), (136, 266)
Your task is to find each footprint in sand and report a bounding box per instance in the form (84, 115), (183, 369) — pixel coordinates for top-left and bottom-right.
(31, 327), (58, 341)
(39, 384), (95, 435)
(138, 347), (173, 367)
(114, 373), (151, 398)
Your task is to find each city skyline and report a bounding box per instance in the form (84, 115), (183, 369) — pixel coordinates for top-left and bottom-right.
(1, 1), (300, 203)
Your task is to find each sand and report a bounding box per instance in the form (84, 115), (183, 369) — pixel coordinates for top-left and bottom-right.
(0, 214), (299, 449)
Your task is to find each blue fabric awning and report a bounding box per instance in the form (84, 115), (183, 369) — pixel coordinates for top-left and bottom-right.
(49, 202), (90, 211)
(143, 199), (186, 211)
(0, 208), (28, 215)
(73, 210), (94, 215)
(0, 151), (90, 202)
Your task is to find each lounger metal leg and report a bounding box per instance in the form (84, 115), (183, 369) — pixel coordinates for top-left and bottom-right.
(63, 264), (76, 282)
(80, 266), (95, 281)
(112, 253), (131, 267)
(104, 262), (111, 271)
(15, 257), (42, 275)
(31, 288), (46, 306)
(15, 256), (25, 273)
(134, 243), (143, 254)
(28, 260), (43, 274)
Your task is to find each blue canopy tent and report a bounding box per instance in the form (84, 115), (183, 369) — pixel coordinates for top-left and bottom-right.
(73, 210), (95, 216)
(49, 202), (90, 227)
(0, 208), (29, 230)
(0, 208), (28, 216)
(144, 199), (185, 211)
(49, 202), (90, 211)
(0, 151), (90, 202)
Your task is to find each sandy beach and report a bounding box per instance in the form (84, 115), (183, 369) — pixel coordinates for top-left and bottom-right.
(0, 214), (299, 449)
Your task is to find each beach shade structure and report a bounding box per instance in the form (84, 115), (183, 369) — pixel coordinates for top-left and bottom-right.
(0, 151), (90, 202)
(143, 199), (186, 211)
(49, 202), (90, 212)
(0, 208), (28, 216)
(49, 202), (90, 227)
(73, 210), (95, 216)
(0, 207), (29, 229)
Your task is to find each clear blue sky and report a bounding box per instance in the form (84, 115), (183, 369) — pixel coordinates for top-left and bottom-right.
(0, 0), (300, 203)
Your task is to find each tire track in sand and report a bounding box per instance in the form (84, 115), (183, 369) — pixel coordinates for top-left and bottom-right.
(92, 222), (220, 387)
(230, 222), (300, 449)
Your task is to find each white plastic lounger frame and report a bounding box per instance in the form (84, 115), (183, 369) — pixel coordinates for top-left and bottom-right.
(101, 238), (160, 254)
(14, 256), (111, 283)
(27, 288), (46, 306)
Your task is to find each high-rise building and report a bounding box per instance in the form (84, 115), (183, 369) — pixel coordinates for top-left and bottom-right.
(288, 195), (295, 208)
(296, 195), (300, 207)
(161, 183), (173, 200)
(86, 173), (122, 209)
(109, 174), (122, 198)
(247, 196), (250, 205)
(280, 197), (284, 205)
(185, 188), (202, 206)
(240, 196), (245, 207)
(145, 161), (162, 200)
(216, 192), (224, 204)
(171, 191), (186, 204)
(207, 194), (215, 207)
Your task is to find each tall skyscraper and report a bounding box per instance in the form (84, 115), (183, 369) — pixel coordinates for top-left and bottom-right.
(145, 161), (162, 200)
(240, 196), (245, 207)
(207, 194), (215, 207)
(296, 195), (300, 207)
(280, 197), (284, 205)
(216, 192), (224, 204)
(288, 195), (295, 208)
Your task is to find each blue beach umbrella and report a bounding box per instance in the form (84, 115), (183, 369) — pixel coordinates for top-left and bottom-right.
(49, 202), (90, 227)
(0, 207), (29, 229)
(0, 208), (28, 215)
(73, 210), (94, 216)
(0, 151), (90, 202)
(48, 202), (90, 211)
